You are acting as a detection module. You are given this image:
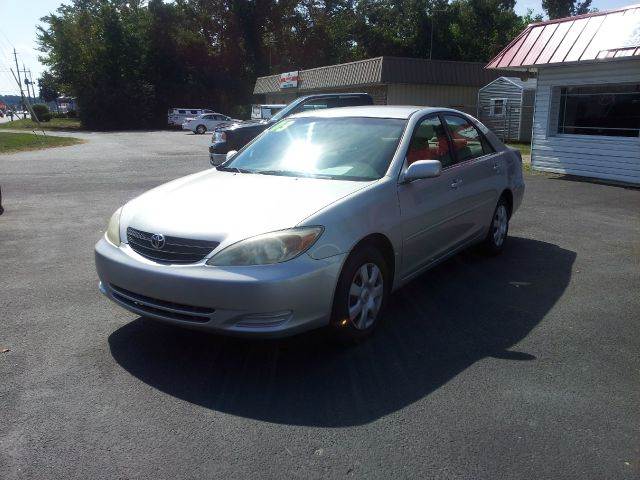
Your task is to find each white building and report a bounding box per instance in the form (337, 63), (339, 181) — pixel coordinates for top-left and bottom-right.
(477, 77), (537, 142)
(487, 5), (640, 184)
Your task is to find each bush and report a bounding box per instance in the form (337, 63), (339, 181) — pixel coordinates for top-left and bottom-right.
(32, 104), (50, 121)
(52, 112), (68, 119)
(66, 109), (77, 118)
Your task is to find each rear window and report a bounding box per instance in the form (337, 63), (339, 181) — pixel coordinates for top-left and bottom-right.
(338, 96), (372, 107)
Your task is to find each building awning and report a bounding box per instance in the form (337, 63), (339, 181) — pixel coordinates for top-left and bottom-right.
(487, 4), (640, 70)
(255, 57), (518, 94)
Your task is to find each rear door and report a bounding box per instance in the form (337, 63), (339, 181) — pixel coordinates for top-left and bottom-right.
(441, 114), (501, 236)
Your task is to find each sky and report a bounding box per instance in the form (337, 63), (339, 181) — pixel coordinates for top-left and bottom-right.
(0, 0), (635, 95)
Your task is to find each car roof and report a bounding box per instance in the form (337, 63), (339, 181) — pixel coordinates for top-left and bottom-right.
(291, 105), (443, 120)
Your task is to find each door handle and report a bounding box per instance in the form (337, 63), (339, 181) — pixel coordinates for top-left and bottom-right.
(492, 162), (501, 172)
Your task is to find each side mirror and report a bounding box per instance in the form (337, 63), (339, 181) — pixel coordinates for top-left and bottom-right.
(225, 150), (238, 162)
(402, 160), (442, 183)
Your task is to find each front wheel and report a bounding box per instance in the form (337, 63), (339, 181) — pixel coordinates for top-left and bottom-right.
(195, 125), (206, 135)
(331, 246), (389, 341)
(482, 197), (509, 255)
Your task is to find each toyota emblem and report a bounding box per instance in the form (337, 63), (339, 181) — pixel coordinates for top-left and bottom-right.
(151, 233), (166, 250)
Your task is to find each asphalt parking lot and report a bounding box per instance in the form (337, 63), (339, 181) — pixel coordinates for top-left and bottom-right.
(1, 131), (639, 479)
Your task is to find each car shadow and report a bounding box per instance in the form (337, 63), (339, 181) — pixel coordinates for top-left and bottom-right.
(547, 173), (639, 190)
(108, 237), (575, 427)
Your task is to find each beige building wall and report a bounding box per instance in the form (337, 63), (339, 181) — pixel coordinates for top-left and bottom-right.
(386, 84), (479, 113)
(261, 84), (480, 113)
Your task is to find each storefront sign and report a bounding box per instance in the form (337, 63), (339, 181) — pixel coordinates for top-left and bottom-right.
(279, 71), (299, 89)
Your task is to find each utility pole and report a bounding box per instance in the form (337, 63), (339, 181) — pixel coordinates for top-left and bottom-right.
(10, 49), (42, 131)
(28, 69), (36, 100)
(22, 64), (31, 103)
(12, 48), (27, 118)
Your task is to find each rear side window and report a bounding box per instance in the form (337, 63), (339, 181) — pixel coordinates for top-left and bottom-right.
(442, 114), (493, 163)
(190, 110), (199, 115)
(178, 110), (186, 114)
(338, 96), (372, 107)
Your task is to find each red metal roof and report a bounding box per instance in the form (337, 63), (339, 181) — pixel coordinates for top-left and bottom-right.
(487, 4), (640, 70)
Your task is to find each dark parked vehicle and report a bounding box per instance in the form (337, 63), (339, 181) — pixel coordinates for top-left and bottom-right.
(208, 93), (373, 165)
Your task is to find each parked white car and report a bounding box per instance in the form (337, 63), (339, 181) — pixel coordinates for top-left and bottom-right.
(182, 113), (234, 134)
(168, 108), (213, 126)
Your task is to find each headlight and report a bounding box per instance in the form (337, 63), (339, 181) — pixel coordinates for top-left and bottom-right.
(206, 227), (323, 266)
(105, 207), (122, 246)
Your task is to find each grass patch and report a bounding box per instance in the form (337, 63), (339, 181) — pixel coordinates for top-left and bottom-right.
(0, 132), (83, 154)
(0, 117), (82, 131)
(506, 142), (531, 156)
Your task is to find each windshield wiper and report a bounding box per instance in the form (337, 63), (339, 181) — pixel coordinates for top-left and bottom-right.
(255, 169), (298, 177)
(257, 170), (338, 180)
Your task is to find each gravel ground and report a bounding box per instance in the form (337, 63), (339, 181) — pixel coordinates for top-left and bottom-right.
(1, 130), (638, 479)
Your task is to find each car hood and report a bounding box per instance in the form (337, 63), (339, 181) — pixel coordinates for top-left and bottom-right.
(121, 170), (371, 245)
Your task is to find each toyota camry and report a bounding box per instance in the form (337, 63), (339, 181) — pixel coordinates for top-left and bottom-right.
(95, 106), (524, 340)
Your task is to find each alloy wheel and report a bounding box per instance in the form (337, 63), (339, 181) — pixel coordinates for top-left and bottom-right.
(348, 263), (384, 330)
(492, 204), (508, 247)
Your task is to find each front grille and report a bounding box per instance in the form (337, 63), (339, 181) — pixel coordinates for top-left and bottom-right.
(126, 227), (219, 264)
(110, 284), (214, 323)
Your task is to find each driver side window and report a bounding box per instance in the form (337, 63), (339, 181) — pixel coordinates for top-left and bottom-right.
(406, 116), (453, 168)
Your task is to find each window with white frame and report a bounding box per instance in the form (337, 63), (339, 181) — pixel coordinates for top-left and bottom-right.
(490, 98), (507, 116)
(558, 83), (640, 137)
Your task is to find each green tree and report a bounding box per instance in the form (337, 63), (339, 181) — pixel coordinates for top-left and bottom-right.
(542, 0), (592, 19)
(37, 0), (543, 130)
(38, 71), (60, 104)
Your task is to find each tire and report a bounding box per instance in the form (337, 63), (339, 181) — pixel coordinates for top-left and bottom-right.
(482, 196), (510, 255)
(195, 125), (206, 135)
(331, 245), (389, 341)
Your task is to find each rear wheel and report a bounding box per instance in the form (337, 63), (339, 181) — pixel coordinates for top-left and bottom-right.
(331, 246), (388, 341)
(195, 125), (206, 134)
(482, 196), (509, 255)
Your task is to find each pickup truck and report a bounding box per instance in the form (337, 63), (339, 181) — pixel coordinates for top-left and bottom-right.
(208, 93), (373, 165)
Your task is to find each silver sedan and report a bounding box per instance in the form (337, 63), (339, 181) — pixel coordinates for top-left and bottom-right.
(95, 106), (524, 340)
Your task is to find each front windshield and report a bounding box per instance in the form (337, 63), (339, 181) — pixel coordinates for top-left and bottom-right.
(219, 117), (406, 181)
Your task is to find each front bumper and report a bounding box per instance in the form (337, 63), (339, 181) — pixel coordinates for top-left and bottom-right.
(95, 238), (345, 337)
(181, 123), (192, 131)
